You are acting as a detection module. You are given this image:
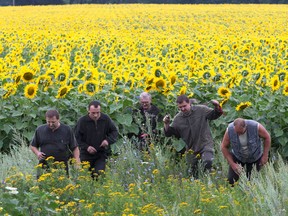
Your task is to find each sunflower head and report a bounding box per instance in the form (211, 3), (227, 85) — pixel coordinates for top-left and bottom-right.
(283, 83), (288, 96)
(24, 83), (38, 99)
(56, 86), (71, 99)
(270, 75), (280, 91)
(235, 101), (252, 111)
(218, 87), (231, 98)
(22, 71), (34, 82)
(154, 77), (166, 92)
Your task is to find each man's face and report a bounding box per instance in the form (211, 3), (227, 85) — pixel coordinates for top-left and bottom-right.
(88, 105), (101, 121)
(46, 116), (60, 131)
(177, 101), (191, 113)
(234, 124), (247, 135)
(140, 98), (151, 111)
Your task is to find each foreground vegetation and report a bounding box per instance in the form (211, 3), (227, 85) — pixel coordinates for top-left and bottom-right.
(0, 134), (287, 215)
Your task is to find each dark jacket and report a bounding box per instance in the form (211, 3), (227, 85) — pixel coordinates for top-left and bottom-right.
(75, 113), (118, 160)
(164, 105), (222, 153)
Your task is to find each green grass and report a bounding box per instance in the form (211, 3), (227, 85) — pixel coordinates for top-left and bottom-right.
(0, 132), (287, 215)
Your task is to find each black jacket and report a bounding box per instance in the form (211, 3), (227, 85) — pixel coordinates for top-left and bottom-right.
(75, 113), (118, 160)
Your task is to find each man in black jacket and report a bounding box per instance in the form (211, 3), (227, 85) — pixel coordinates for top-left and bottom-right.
(75, 100), (118, 178)
(130, 92), (162, 151)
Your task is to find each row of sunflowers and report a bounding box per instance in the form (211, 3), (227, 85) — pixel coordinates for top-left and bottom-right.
(0, 4), (287, 156)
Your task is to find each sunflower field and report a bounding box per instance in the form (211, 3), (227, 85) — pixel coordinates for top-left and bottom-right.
(0, 4), (287, 157)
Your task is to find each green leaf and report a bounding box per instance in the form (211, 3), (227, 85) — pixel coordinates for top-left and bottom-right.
(115, 113), (132, 126)
(278, 136), (288, 146)
(28, 113), (37, 118)
(11, 111), (23, 117)
(274, 128), (284, 137)
(171, 138), (186, 152)
(109, 103), (123, 114)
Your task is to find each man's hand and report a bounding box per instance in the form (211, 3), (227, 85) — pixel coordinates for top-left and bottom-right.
(100, 140), (109, 149)
(260, 154), (268, 166)
(87, 146), (97, 154)
(163, 114), (171, 124)
(231, 162), (243, 176)
(211, 99), (220, 107)
(36, 152), (46, 160)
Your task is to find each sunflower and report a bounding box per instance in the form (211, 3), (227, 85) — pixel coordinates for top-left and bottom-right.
(154, 77), (166, 92)
(2, 83), (17, 99)
(270, 75), (280, 91)
(217, 86), (232, 98)
(37, 75), (52, 88)
(83, 80), (98, 96)
(55, 70), (69, 84)
(169, 73), (177, 85)
(21, 66), (35, 82)
(56, 85), (71, 99)
(235, 101), (252, 111)
(179, 86), (187, 95)
(283, 83), (288, 96)
(24, 83), (38, 99)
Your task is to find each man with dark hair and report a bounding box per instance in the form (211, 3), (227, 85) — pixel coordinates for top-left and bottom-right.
(163, 94), (223, 178)
(75, 100), (118, 178)
(30, 109), (80, 178)
(221, 118), (271, 185)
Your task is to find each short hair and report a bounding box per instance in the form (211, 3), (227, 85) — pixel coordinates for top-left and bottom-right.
(234, 118), (246, 128)
(140, 92), (151, 100)
(88, 100), (101, 109)
(176, 95), (189, 104)
(45, 110), (59, 119)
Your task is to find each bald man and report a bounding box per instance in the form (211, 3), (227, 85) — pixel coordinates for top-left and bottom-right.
(221, 118), (271, 185)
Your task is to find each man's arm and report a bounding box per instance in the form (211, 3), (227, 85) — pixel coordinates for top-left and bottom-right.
(72, 147), (81, 164)
(206, 100), (223, 120)
(74, 119), (89, 150)
(163, 114), (180, 138)
(221, 129), (242, 175)
(30, 145), (46, 160)
(258, 123), (271, 166)
(105, 118), (118, 145)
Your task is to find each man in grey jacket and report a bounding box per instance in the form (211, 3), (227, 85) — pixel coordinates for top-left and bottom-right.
(163, 94), (223, 178)
(221, 118), (271, 185)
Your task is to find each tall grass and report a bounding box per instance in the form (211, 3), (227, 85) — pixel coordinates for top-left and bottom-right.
(0, 131), (287, 215)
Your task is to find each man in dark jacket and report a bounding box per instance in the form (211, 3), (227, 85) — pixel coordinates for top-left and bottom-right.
(163, 94), (223, 178)
(30, 109), (80, 178)
(75, 100), (118, 178)
(221, 118), (271, 185)
(132, 92), (162, 150)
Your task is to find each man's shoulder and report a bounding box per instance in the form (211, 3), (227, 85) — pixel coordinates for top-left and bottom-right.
(77, 114), (90, 122)
(36, 124), (48, 131)
(100, 113), (112, 120)
(150, 104), (160, 113)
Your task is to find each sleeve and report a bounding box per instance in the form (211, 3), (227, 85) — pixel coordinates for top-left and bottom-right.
(68, 126), (78, 151)
(206, 105), (223, 120)
(75, 118), (89, 150)
(164, 125), (181, 138)
(106, 117), (118, 145)
(30, 127), (40, 148)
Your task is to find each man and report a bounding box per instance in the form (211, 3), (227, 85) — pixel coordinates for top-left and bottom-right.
(30, 109), (80, 177)
(163, 94), (223, 177)
(132, 92), (162, 150)
(75, 100), (118, 178)
(221, 118), (271, 185)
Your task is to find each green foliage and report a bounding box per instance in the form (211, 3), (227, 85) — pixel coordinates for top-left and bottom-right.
(0, 138), (288, 215)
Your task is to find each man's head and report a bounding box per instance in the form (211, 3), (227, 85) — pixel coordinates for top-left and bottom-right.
(45, 109), (60, 131)
(233, 118), (247, 135)
(140, 92), (152, 111)
(88, 100), (101, 121)
(176, 94), (191, 113)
